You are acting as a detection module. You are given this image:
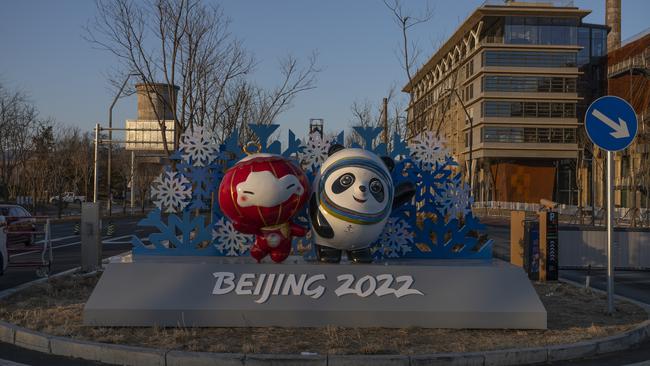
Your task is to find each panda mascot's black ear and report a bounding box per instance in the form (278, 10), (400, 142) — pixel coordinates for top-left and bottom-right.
(328, 144), (345, 156)
(380, 156), (395, 172)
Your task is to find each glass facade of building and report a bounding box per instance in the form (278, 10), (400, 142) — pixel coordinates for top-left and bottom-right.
(576, 24), (608, 120)
(481, 127), (577, 144)
(504, 17), (578, 45)
(482, 101), (576, 118)
(482, 76), (577, 93)
(483, 50), (577, 67)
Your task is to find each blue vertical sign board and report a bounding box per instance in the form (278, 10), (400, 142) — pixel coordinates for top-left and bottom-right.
(585, 96), (638, 151)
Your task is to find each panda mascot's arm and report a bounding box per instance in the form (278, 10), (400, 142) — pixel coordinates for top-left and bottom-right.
(393, 181), (416, 209)
(379, 155), (416, 209)
(309, 193), (334, 239)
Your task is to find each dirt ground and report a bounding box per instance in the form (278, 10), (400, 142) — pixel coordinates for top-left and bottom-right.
(0, 272), (647, 355)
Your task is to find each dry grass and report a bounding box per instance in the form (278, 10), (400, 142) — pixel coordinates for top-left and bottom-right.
(0, 272), (646, 355)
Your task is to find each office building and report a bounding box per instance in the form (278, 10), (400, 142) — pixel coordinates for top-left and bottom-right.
(404, 0), (607, 205)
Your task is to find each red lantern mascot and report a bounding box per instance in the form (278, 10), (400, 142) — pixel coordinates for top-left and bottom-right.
(218, 153), (310, 263)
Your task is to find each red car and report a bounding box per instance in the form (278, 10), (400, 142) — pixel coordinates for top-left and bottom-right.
(0, 205), (36, 247)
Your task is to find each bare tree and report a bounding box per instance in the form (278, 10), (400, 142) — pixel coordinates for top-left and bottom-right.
(347, 85), (407, 151)
(86, 0), (319, 154)
(0, 83), (38, 201)
(382, 0), (433, 103)
(110, 147), (133, 212)
(135, 163), (162, 213)
(25, 120), (56, 206)
(73, 132), (95, 200)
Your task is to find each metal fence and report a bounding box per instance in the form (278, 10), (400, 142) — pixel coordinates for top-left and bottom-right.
(473, 201), (650, 227)
(559, 228), (650, 269)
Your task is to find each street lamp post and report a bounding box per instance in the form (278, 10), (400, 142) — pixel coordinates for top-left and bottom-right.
(445, 88), (474, 190)
(93, 123), (100, 203)
(108, 73), (138, 216)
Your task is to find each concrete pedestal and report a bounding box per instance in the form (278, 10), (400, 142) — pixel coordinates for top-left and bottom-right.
(83, 257), (546, 329)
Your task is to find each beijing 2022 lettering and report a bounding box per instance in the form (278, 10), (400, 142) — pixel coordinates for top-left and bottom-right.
(212, 272), (423, 304)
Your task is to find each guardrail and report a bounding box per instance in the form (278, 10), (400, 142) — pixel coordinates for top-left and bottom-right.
(473, 201), (650, 227)
(1, 216), (53, 277)
(481, 0), (574, 7)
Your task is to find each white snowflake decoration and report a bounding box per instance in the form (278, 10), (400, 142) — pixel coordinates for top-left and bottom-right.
(409, 131), (449, 170)
(298, 132), (332, 169)
(151, 171), (192, 213)
(212, 217), (254, 256)
(377, 217), (413, 258)
(440, 182), (473, 219)
(180, 125), (218, 167)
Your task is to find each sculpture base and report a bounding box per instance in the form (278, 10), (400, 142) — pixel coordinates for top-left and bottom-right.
(83, 257), (546, 329)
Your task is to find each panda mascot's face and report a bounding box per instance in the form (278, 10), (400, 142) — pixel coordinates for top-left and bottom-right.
(324, 167), (387, 215)
(318, 148), (393, 225)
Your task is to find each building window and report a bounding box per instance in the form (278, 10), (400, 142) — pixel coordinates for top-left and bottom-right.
(482, 127), (576, 143)
(504, 16), (578, 46)
(464, 84), (473, 101)
(465, 59), (474, 79)
(482, 101), (576, 118)
(591, 28), (607, 57)
(483, 50), (577, 67)
(621, 155), (630, 177)
(577, 27), (591, 66)
(483, 76), (577, 92)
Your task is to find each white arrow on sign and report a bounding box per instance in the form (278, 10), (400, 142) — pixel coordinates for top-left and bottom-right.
(591, 109), (630, 139)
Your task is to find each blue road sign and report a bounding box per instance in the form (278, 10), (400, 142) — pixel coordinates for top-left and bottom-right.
(585, 96), (638, 152)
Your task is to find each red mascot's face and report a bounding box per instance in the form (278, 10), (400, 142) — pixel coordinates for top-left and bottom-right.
(218, 154), (310, 230)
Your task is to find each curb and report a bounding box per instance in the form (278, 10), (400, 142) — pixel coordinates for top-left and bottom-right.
(1, 275), (649, 365)
(0, 320), (648, 366)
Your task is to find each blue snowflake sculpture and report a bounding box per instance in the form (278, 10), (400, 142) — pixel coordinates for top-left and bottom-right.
(132, 123), (493, 260)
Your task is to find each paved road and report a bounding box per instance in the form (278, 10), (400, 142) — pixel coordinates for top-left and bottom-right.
(0, 214), (151, 365)
(562, 268), (650, 305)
(0, 215), (153, 291)
(1, 216), (649, 365)
(0, 342), (107, 365)
(549, 338), (650, 365)
(481, 217), (650, 306)
(483, 218), (650, 365)
(0, 217), (151, 291)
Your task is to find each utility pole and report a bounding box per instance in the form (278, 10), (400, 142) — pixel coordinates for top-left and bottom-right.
(382, 97), (389, 147)
(108, 73), (137, 216)
(93, 123), (100, 203)
(130, 151), (135, 215)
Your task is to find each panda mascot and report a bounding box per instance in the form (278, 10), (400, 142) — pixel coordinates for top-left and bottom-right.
(309, 144), (415, 263)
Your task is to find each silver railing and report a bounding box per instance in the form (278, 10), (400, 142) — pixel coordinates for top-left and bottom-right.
(607, 48), (650, 78)
(481, 0), (574, 7)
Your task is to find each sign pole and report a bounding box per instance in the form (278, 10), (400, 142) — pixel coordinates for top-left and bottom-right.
(584, 95), (637, 314)
(606, 150), (614, 314)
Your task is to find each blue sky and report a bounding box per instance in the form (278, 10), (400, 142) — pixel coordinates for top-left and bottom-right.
(1, 0), (648, 138)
